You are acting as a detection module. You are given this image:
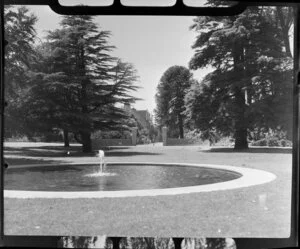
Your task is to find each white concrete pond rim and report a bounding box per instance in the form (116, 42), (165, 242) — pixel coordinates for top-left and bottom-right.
(4, 162), (277, 199)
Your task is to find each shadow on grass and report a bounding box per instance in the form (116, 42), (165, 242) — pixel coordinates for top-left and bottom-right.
(200, 147), (292, 154)
(4, 145), (92, 158)
(105, 151), (162, 157)
(4, 157), (65, 166)
(4, 145), (161, 158)
(98, 146), (130, 151)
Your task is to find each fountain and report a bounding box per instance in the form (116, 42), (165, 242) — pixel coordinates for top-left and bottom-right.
(84, 150), (115, 177)
(98, 150), (106, 174)
(3, 148), (277, 194)
(4, 162), (277, 195)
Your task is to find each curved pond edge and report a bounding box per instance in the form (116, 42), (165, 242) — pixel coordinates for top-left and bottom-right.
(4, 162), (276, 199)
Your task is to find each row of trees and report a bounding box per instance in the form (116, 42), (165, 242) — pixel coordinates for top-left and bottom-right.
(92, 112), (158, 145)
(155, 66), (194, 139)
(155, 6), (293, 149)
(4, 6), (139, 152)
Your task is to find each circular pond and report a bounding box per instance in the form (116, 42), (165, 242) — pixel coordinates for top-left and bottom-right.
(5, 163), (242, 192)
(4, 162), (276, 198)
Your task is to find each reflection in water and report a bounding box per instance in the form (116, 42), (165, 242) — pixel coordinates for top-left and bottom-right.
(5, 165), (241, 191)
(58, 236), (236, 249)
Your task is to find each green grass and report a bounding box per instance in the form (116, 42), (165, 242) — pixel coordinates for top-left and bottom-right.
(4, 142), (292, 237)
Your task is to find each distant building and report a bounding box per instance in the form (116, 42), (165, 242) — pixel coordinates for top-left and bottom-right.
(123, 103), (153, 129)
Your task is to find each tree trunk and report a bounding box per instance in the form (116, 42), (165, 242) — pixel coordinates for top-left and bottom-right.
(178, 114), (184, 139)
(234, 126), (248, 149)
(73, 132), (82, 144)
(282, 27), (292, 58)
(232, 42), (248, 150)
(277, 7), (293, 58)
(234, 88), (249, 150)
(81, 131), (92, 153)
(63, 129), (69, 147)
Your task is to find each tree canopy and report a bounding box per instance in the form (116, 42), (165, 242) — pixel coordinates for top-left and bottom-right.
(4, 12), (140, 152)
(30, 16), (139, 151)
(4, 6), (38, 138)
(186, 6), (293, 149)
(155, 65), (193, 138)
(4, 5), (37, 90)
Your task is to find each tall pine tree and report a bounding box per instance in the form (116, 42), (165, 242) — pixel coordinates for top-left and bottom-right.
(187, 6), (293, 149)
(155, 66), (193, 138)
(4, 6), (37, 138)
(27, 15), (139, 152)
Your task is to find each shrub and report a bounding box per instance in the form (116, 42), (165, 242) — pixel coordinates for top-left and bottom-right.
(214, 136), (234, 147)
(251, 137), (292, 147)
(267, 137), (280, 147)
(138, 135), (151, 144)
(42, 132), (63, 142)
(280, 139), (286, 147)
(280, 139), (293, 147)
(185, 129), (202, 140)
(251, 139), (268, 146)
(5, 135), (30, 142)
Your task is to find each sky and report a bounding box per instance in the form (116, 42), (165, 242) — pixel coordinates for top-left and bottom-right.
(26, 5), (212, 114)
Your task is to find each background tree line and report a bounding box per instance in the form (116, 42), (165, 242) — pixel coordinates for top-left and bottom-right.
(4, 6), (140, 152)
(155, 6), (293, 149)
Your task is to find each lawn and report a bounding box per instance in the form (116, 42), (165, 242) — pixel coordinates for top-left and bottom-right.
(3, 142), (292, 238)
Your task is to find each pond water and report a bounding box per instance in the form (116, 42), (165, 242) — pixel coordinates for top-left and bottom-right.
(4, 164), (242, 192)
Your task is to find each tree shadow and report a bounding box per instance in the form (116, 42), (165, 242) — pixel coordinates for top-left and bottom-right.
(105, 151), (162, 157)
(200, 147), (292, 154)
(95, 146), (131, 151)
(4, 157), (65, 166)
(4, 145), (161, 159)
(4, 145), (92, 158)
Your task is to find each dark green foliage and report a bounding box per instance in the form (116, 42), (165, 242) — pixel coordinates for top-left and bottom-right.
(4, 6), (37, 91)
(186, 6), (293, 149)
(92, 113), (158, 144)
(11, 15), (139, 152)
(92, 114), (141, 139)
(4, 6), (38, 138)
(251, 139), (268, 146)
(155, 65), (194, 138)
(251, 138), (292, 147)
(250, 127), (293, 147)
